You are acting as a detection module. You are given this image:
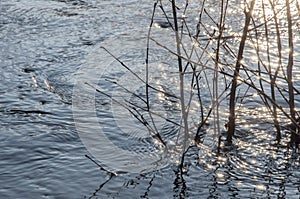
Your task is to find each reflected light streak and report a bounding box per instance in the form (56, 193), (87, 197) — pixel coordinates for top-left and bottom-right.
(255, 184), (266, 191)
(216, 172), (225, 179)
(207, 163), (213, 170)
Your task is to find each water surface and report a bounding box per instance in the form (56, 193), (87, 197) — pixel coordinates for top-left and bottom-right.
(1, 0), (300, 198)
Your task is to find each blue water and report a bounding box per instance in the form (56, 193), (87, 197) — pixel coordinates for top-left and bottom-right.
(1, 0), (300, 198)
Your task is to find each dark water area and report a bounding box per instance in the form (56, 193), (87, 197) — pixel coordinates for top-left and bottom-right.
(1, 0), (300, 198)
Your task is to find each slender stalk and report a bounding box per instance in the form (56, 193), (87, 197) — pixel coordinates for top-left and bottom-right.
(269, 0), (283, 140)
(146, 2), (158, 111)
(194, 0), (206, 39)
(171, 0), (189, 155)
(145, 1), (163, 142)
(215, 0), (228, 151)
(227, 0), (256, 145)
(261, 0), (281, 139)
(285, 0), (299, 139)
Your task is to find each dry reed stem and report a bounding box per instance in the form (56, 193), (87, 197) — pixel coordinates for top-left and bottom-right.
(227, 0), (256, 145)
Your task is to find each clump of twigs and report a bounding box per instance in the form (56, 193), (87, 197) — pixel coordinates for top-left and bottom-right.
(100, 0), (300, 167)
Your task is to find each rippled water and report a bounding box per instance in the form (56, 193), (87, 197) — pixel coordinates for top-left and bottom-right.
(1, 0), (300, 198)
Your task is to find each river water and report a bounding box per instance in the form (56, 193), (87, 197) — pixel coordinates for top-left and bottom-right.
(1, 0), (300, 198)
